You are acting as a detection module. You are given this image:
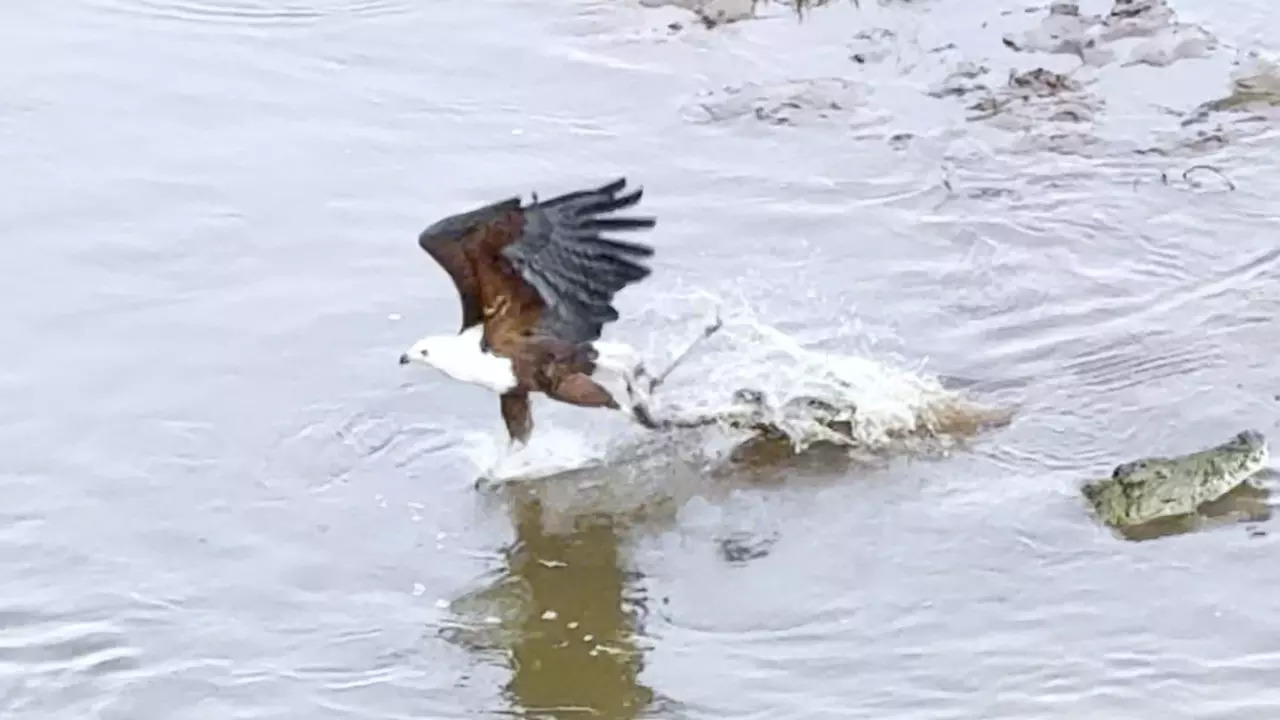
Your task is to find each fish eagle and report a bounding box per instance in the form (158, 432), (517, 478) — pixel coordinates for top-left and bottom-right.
(399, 177), (670, 449)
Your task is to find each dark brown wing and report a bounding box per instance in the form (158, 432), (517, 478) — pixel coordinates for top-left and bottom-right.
(500, 391), (533, 444)
(417, 196), (522, 332)
(417, 178), (656, 352)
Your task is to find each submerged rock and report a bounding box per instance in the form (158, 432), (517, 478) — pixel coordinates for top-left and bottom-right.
(1100, 0), (1177, 41)
(1007, 67), (1082, 96)
(964, 67), (1101, 127)
(639, 0), (755, 27)
(1183, 52), (1280, 125)
(1003, 1), (1114, 66)
(848, 28), (898, 66)
(927, 61), (990, 99)
(1122, 24), (1216, 67)
(1002, 0), (1214, 69)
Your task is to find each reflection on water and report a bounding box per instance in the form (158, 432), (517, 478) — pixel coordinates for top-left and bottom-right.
(444, 495), (654, 719)
(502, 499), (653, 719)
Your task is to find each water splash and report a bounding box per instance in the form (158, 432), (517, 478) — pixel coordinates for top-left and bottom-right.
(464, 291), (1010, 486)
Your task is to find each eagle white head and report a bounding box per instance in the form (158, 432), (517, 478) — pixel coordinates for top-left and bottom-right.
(397, 334), (451, 369)
(397, 327), (518, 395)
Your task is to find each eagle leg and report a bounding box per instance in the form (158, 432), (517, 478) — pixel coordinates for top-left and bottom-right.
(630, 401), (658, 429)
(500, 391), (533, 455)
(628, 396), (669, 430)
(548, 373), (620, 410)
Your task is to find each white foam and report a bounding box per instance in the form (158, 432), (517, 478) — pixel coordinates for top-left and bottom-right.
(460, 424), (607, 485)
(461, 290), (996, 486)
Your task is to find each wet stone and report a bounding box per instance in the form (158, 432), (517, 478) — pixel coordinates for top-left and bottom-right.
(1101, 0), (1177, 41)
(1182, 53), (1280, 126)
(1002, 0), (1107, 60)
(964, 68), (1100, 127)
(1001, 0), (1211, 69)
(639, 0), (757, 28)
(927, 61), (991, 99)
(1122, 25), (1216, 67)
(848, 28), (897, 65)
(1008, 67), (1082, 96)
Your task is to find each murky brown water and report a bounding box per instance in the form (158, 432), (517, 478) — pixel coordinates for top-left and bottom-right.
(6, 0), (1280, 717)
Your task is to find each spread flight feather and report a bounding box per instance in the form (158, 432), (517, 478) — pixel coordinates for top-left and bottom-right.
(405, 177), (659, 446)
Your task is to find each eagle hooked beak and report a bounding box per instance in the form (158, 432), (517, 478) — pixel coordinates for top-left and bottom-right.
(400, 337), (434, 366)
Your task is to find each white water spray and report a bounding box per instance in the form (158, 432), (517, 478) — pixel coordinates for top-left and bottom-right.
(458, 290), (1008, 486)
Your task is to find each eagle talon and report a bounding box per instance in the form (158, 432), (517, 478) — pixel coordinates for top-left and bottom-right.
(630, 401), (663, 430)
(628, 363), (660, 396)
(622, 364), (653, 404)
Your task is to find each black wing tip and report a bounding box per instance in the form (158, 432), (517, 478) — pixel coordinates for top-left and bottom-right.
(507, 176), (660, 343)
(587, 187), (644, 216)
(598, 177), (629, 195)
(527, 176), (659, 255)
(575, 181), (657, 237)
(582, 177), (631, 199)
(534, 177), (648, 211)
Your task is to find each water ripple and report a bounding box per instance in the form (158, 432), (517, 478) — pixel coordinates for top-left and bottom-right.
(0, 607), (141, 712)
(262, 402), (456, 493)
(1061, 331), (1226, 397)
(88, 0), (412, 27)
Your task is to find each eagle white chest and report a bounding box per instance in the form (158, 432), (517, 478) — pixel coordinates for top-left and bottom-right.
(409, 326), (518, 395)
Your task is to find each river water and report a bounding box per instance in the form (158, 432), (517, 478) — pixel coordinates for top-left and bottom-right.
(6, 0), (1280, 717)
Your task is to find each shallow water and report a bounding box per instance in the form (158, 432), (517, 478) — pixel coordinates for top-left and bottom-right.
(6, 0), (1280, 717)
